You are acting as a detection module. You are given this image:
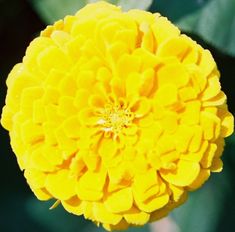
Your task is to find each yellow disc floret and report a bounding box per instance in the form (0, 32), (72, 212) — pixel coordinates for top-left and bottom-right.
(1, 1), (234, 231)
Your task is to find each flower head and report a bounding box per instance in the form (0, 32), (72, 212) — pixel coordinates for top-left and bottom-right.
(1, 1), (234, 230)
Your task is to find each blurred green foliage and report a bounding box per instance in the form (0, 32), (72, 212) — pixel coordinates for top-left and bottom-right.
(29, 0), (152, 24)
(29, 0), (235, 57)
(0, 0), (235, 232)
(175, 0), (235, 57)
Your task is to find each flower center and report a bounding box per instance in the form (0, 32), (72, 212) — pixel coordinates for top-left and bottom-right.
(98, 104), (134, 135)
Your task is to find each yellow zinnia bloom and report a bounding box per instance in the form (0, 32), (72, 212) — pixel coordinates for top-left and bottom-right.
(1, 1), (234, 230)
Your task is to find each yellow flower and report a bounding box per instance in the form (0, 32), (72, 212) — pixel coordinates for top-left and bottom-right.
(1, 1), (234, 230)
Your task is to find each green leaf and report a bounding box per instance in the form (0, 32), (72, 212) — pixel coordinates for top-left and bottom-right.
(151, 0), (235, 56)
(29, 0), (153, 24)
(29, 0), (87, 24)
(177, 0), (235, 57)
(26, 198), (89, 232)
(150, 0), (210, 22)
(113, 0), (153, 11)
(26, 198), (150, 232)
(171, 172), (231, 232)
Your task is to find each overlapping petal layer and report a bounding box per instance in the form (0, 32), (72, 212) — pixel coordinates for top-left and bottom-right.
(1, 1), (234, 230)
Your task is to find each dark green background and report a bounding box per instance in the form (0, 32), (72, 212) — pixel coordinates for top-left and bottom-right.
(0, 1), (234, 231)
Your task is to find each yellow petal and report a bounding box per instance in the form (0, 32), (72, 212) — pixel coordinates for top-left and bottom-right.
(76, 169), (106, 201)
(131, 97), (151, 118)
(175, 125), (194, 153)
(157, 64), (189, 88)
(62, 116), (80, 139)
(134, 193), (169, 213)
(122, 146), (136, 161)
(108, 162), (133, 185)
(180, 101), (201, 125)
(50, 30), (71, 48)
(88, 94), (106, 108)
(74, 89), (90, 109)
(160, 111), (178, 134)
(161, 160), (200, 186)
(1, 106), (13, 130)
(78, 107), (99, 126)
(80, 169), (107, 191)
(82, 151), (100, 171)
(44, 69), (63, 87)
(69, 154), (86, 177)
(93, 202), (122, 225)
(219, 110), (234, 137)
(157, 135), (175, 155)
(103, 219), (129, 231)
(58, 96), (77, 117)
(43, 122), (57, 145)
(202, 91), (226, 107)
(71, 19), (96, 38)
(140, 68), (155, 96)
(20, 87), (44, 115)
(62, 196), (83, 216)
(55, 127), (78, 158)
(201, 75), (221, 100)
(161, 150), (180, 164)
(179, 86), (197, 101)
(132, 153), (149, 173)
(97, 66), (112, 83)
(42, 144), (64, 166)
(133, 169), (158, 194)
(45, 169), (76, 200)
(147, 151), (162, 170)
(58, 75), (77, 97)
(33, 99), (46, 124)
(151, 16), (180, 45)
(169, 184), (185, 202)
(125, 73), (141, 97)
(198, 49), (216, 77)
(124, 207), (150, 225)
(30, 146), (55, 172)
(38, 46), (70, 72)
(188, 125), (203, 152)
(105, 187), (133, 213)
(210, 158), (223, 172)
(134, 185), (160, 203)
(99, 138), (118, 160)
(122, 124), (138, 136)
(188, 169), (210, 190)
(154, 84), (178, 107)
(110, 77), (125, 97)
(117, 54), (141, 77)
(76, 184), (103, 201)
(200, 111), (221, 140)
(115, 29), (137, 51)
(128, 9), (155, 25)
(133, 48), (159, 69)
(32, 188), (52, 201)
(138, 112), (154, 128)
(82, 201), (95, 220)
(24, 168), (47, 189)
(200, 143), (217, 168)
(45, 105), (63, 124)
(76, 70), (96, 89)
(21, 120), (44, 145)
(107, 41), (128, 62)
(158, 36), (192, 61)
(181, 140), (208, 163)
